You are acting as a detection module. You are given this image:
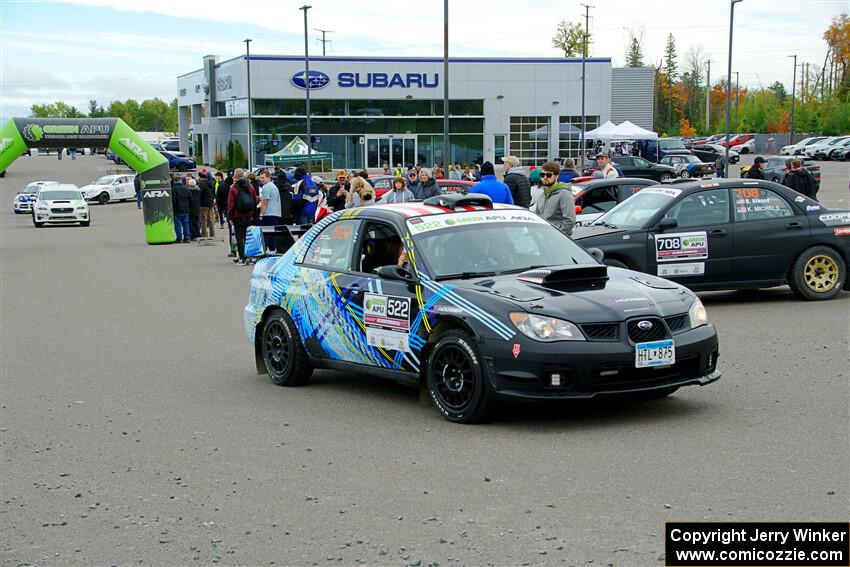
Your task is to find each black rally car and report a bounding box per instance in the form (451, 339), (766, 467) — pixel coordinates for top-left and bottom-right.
(245, 194), (721, 423)
(572, 179), (850, 301)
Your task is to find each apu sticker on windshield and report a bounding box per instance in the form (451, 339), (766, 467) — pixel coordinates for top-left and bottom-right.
(407, 210), (548, 234)
(655, 231), (708, 262)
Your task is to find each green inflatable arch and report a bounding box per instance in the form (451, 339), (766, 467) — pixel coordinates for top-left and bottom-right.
(0, 117), (176, 244)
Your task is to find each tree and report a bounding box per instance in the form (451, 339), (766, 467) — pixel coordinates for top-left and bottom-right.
(626, 38), (644, 67)
(664, 34), (678, 82)
(88, 100), (106, 118)
(625, 26), (646, 67)
(823, 12), (849, 97)
(552, 20), (586, 58)
(767, 81), (788, 102)
(30, 102), (86, 118)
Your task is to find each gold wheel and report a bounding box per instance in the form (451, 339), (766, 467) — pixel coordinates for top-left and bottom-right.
(803, 254), (839, 292)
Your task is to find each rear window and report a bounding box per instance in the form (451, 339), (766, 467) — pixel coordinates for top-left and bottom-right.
(660, 139), (686, 151)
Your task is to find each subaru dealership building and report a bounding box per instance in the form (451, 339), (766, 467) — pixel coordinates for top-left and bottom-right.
(177, 54), (653, 169)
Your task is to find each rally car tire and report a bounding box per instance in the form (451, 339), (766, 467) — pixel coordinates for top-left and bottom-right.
(680, 169), (691, 179)
(97, 193), (109, 205)
(426, 330), (489, 424)
(80, 221), (90, 227)
(603, 258), (630, 269)
(660, 173), (674, 182)
(787, 246), (846, 301)
(261, 309), (313, 386)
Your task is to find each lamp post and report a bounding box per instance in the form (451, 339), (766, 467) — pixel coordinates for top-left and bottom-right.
(244, 38), (253, 170)
(300, 5), (313, 173)
(442, 0), (449, 170)
(788, 54), (797, 144)
(705, 59), (710, 132)
(724, 0), (743, 178)
(733, 71), (739, 131)
(579, 4), (593, 161)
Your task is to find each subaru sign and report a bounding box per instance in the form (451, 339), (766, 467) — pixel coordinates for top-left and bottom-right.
(291, 70), (440, 90)
(291, 70), (331, 90)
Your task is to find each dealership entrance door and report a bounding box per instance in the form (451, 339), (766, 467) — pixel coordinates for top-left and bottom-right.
(365, 136), (416, 169)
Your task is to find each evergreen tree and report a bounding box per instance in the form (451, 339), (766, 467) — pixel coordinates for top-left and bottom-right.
(664, 34), (678, 82)
(626, 37), (644, 67)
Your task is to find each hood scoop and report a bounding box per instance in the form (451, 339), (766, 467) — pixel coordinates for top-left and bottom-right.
(517, 264), (608, 286)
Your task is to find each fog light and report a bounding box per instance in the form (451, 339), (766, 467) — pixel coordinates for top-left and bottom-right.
(550, 373), (561, 387)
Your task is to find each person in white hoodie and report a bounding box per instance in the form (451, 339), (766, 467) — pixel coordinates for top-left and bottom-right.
(380, 176), (415, 204)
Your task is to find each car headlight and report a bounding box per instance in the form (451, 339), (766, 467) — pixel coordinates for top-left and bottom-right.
(37, 205), (48, 211)
(688, 297), (709, 329)
(509, 313), (585, 342)
(76, 206), (86, 210)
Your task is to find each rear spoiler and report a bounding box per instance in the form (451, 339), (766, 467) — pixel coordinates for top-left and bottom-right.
(424, 193), (493, 210)
(517, 264), (608, 285)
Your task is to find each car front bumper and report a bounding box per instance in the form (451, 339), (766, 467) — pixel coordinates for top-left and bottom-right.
(14, 201), (33, 212)
(482, 323), (720, 400)
(34, 210), (89, 223)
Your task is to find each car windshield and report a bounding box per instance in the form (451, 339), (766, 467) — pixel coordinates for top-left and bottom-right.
(40, 190), (82, 201)
(24, 184), (42, 193)
(593, 188), (680, 229)
(94, 176), (116, 185)
(408, 211), (595, 279)
(827, 137), (848, 145)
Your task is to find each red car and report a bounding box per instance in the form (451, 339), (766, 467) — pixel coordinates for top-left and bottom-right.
(719, 133), (754, 148)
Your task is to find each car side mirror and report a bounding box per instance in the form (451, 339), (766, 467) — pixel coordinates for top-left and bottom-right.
(375, 265), (417, 283)
(658, 217), (678, 231)
(587, 247), (605, 263)
(575, 205), (582, 214)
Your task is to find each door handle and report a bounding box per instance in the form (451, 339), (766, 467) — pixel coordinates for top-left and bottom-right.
(709, 229), (727, 237)
(786, 221), (803, 230)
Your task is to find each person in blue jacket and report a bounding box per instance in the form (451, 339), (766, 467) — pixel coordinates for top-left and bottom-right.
(471, 161), (514, 204)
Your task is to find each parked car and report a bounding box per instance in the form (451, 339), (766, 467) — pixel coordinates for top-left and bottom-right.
(660, 155), (716, 178)
(80, 174), (137, 205)
(610, 156), (678, 182)
(740, 157), (821, 188)
(693, 134), (727, 146)
(159, 151), (196, 171)
(13, 181), (59, 214)
(806, 136), (850, 160)
(571, 178), (659, 226)
(691, 144), (740, 165)
(437, 179), (476, 194)
(719, 134), (755, 151)
(827, 138), (850, 161)
(572, 180), (849, 301)
(780, 136), (828, 156)
(31, 185), (90, 227)
(244, 193), (721, 423)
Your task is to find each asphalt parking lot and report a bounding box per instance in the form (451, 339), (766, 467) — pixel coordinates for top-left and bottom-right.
(1, 153), (848, 566)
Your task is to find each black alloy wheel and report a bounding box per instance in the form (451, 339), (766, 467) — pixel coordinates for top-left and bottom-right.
(426, 331), (488, 423)
(261, 310), (312, 386)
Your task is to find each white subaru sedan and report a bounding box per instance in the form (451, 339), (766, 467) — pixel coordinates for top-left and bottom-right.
(32, 185), (90, 227)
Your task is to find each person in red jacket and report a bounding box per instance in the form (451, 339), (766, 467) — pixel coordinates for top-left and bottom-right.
(226, 168), (259, 265)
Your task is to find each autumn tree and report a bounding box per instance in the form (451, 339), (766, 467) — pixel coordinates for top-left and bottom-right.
(823, 12), (849, 97)
(625, 26), (646, 67)
(552, 20), (586, 58)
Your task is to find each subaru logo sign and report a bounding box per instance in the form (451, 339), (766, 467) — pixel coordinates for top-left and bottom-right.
(291, 70), (330, 90)
(637, 320), (653, 330)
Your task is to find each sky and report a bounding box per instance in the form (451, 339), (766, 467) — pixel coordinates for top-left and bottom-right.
(0, 0), (845, 121)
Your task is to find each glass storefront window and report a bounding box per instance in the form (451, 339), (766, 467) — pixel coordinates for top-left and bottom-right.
(509, 116), (550, 167)
(434, 100), (485, 116)
(558, 115), (599, 160)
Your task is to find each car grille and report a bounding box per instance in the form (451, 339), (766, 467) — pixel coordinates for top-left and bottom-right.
(626, 317), (668, 343)
(51, 207), (74, 214)
(590, 355), (700, 390)
(581, 323), (619, 341)
(664, 314), (689, 333)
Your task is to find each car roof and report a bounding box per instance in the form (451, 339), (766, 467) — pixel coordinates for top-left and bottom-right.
(39, 184), (80, 193)
(348, 200), (522, 221)
(653, 178), (795, 194)
(573, 177), (657, 189)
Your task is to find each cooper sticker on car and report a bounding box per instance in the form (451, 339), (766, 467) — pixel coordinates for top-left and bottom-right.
(819, 212), (850, 226)
(655, 231), (708, 262)
(364, 293), (412, 352)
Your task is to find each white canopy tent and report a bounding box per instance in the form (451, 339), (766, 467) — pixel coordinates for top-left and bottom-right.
(613, 121), (658, 140)
(583, 121), (621, 140)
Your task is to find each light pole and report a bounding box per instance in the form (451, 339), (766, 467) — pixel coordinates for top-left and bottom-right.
(442, 0), (449, 170)
(788, 54), (797, 144)
(705, 59), (710, 132)
(579, 4), (593, 161)
(300, 5), (312, 173)
(733, 71), (739, 131)
(724, 0), (743, 178)
(244, 38), (253, 170)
